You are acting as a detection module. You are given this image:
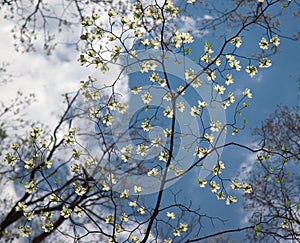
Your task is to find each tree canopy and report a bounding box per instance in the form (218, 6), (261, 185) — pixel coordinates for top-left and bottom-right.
(0, 0), (299, 242)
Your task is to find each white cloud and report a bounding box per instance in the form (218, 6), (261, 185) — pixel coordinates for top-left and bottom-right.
(177, 15), (211, 38)
(254, 73), (263, 83)
(0, 3), (131, 129)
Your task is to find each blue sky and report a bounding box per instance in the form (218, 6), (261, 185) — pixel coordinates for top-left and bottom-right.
(180, 1), (300, 239)
(0, 0), (299, 241)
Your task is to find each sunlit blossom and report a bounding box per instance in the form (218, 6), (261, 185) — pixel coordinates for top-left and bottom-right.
(173, 228), (181, 236)
(148, 168), (159, 176)
(210, 120), (222, 132)
(74, 206), (83, 217)
(121, 213), (129, 222)
(227, 92), (235, 103)
(204, 133), (214, 143)
(61, 207), (72, 218)
(102, 114), (114, 126)
(24, 210), (34, 220)
(129, 201), (137, 207)
(42, 221), (53, 233)
(141, 91), (152, 104)
(163, 92), (172, 101)
(151, 137), (161, 147)
(197, 178), (207, 188)
(180, 222), (188, 232)
(25, 179), (37, 194)
(190, 106), (200, 117)
(176, 86), (185, 95)
(214, 84), (225, 94)
(141, 121), (152, 131)
(185, 68), (194, 80)
(216, 191), (225, 200)
(198, 100), (207, 108)
(259, 58), (272, 68)
(226, 196), (237, 205)
(207, 70), (216, 81)
(176, 101), (185, 112)
(137, 206), (145, 214)
(212, 160), (225, 175)
(136, 144), (149, 156)
(131, 86), (142, 94)
(229, 59), (241, 71)
(163, 106), (173, 118)
(210, 181), (220, 192)
(191, 78), (202, 88)
(259, 37), (269, 50)
(231, 36), (242, 48)
(164, 128), (172, 137)
(246, 66), (258, 77)
(134, 185), (142, 193)
(159, 150), (169, 162)
(270, 35), (280, 47)
(167, 211), (175, 219)
(19, 226), (31, 237)
(230, 180), (242, 190)
(242, 88), (253, 98)
(243, 182), (253, 193)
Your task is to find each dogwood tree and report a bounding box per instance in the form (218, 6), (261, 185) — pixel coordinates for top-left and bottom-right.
(243, 105), (300, 242)
(0, 0), (299, 242)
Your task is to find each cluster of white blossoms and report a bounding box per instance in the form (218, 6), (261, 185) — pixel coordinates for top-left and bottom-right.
(194, 146), (209, 159)
(172, 29), (194, 48)
(63, 128), (77, 145)
(212, 160), (225, 175)
(148, 167), (159, 176)
(139, 60), (158, 73)
(1, 0), (289, 240)
(231, 36), (242, 48)
(173, 222), (188, 237)
(141, 91), (153, 104)
(189, 100), (207, 117)
(15, 200), (83, 236)
(121, 144), (133, 162)
(226, 54), (241, 71)
(195, 159), (252, 204)
(201, 42), (221, 67)
(24, 179), (37, 193)
(136, 144), (149, 156)
(73, 182), (87, 196)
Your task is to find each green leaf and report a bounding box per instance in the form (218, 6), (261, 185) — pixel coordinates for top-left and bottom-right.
(296, 203), (300, 211)
(205, 41), (213, 48)
(281, 3), (287, 9)
(99, 167), (105, 174)
(254, 225), (261, 236)
(281, 158), (287, 164)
